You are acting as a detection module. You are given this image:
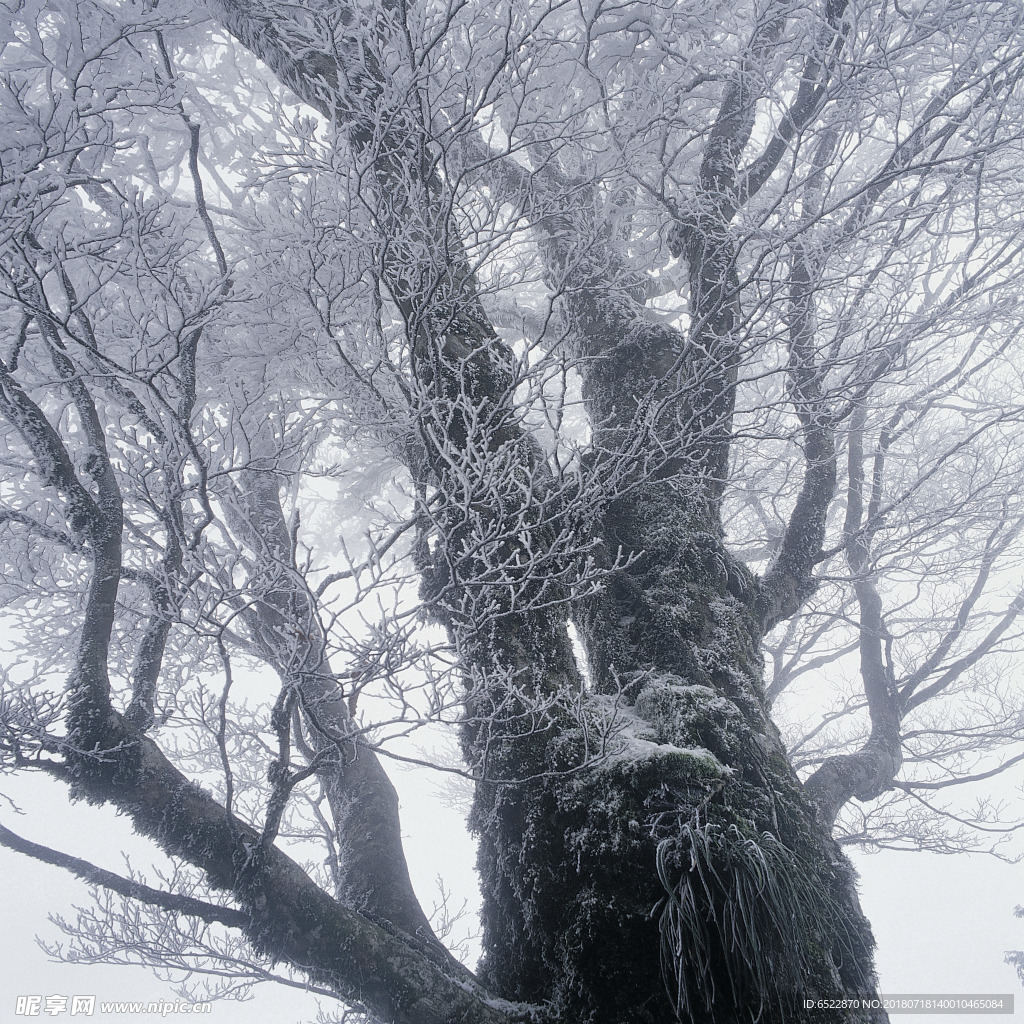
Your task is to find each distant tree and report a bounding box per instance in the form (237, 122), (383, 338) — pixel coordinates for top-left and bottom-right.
(3, 1), (1024, 1022)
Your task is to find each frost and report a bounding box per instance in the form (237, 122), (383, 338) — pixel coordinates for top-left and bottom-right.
(586, 691), (723, 771)
(2, 0), (1021, 1018)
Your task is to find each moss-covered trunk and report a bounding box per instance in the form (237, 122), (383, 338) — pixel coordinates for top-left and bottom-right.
(465, 183), (884, 1020)
(469, 481), (882, 1024)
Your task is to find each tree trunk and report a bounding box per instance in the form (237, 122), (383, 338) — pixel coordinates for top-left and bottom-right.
(467, 303), (883, 1023)
(208, 4), (886, 1020)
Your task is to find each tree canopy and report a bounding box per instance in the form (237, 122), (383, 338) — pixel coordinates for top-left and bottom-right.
(2, 1), (1024, 1022)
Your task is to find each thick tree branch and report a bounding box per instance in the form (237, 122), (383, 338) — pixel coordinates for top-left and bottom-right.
(803, 411), (903, 825)
(734, 0), (850, 208)
(697, 1), (791, 215)
(0, 822), (248, 929)
(756, 131), (841, 634)
(62, 715), (518, 1024)
(216, 455), (446, 949)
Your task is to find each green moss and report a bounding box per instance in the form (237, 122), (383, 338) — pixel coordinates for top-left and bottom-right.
(634, 677), (746, 759)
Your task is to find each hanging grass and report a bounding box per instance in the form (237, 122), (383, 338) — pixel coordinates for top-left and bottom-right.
(657, 822), (863, 1023)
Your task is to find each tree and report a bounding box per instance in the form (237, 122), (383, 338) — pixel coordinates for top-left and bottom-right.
(3, 1), (1024, 1022)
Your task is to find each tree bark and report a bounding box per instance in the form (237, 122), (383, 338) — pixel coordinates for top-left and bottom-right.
(202, 3), (887, 1020)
